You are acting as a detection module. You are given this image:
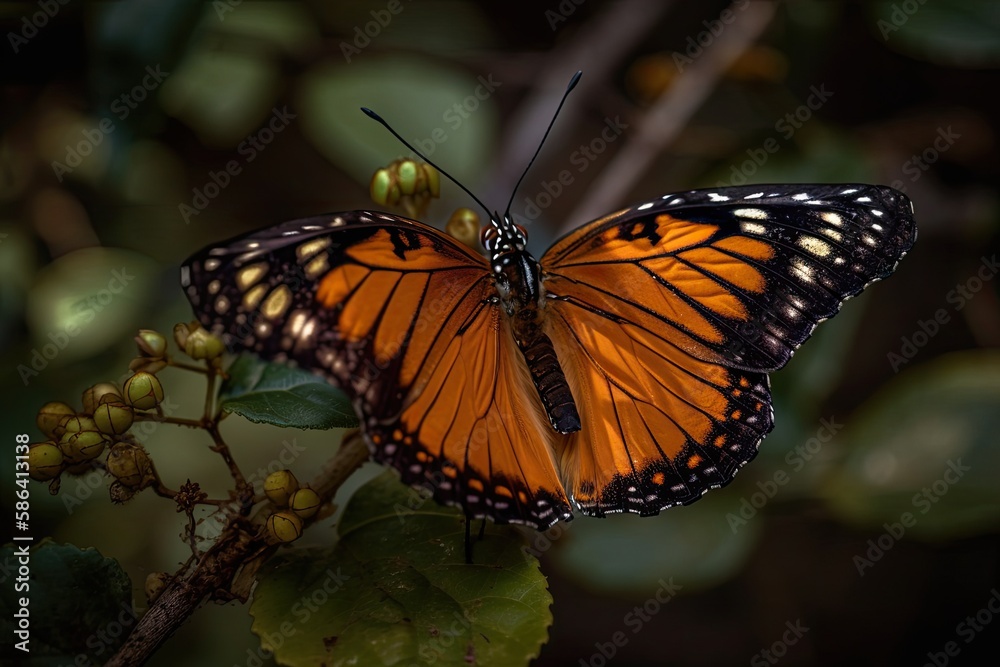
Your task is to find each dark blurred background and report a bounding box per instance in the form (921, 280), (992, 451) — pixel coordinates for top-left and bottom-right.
(2, 1), (999, 665)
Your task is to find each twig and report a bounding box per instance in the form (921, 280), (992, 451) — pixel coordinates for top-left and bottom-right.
(560, 0), (779, 232)
(104, 431), (370, 667)
(483, 0), (676, 205)
(206, 423), (247, 490)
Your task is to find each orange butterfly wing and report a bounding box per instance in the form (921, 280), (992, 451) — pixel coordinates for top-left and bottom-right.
(540, 184), (915, 516)
(182, 212), (572, 528)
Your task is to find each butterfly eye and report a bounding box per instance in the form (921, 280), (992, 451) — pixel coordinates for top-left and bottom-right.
(480, 226), (499, 250)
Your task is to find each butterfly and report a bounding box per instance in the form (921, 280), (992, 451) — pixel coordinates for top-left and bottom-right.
(181, 178), (916, 530)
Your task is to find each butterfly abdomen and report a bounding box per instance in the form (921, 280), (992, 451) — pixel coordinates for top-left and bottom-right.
(511, 311), (581, 434)
(496, 250), (581, 435)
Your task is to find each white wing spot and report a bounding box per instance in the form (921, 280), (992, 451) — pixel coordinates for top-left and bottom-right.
(792, 193), (810, 201)
(820, 228), (843, 241)
(841, 188), (859, 194)
(744, 192), (764, 199)
(637, 202), (654, 211)
(733, 208), (769, 220)
(871, 223), (884, 232)
(856, 196), (872, 203)
(820, 211), (843, 227)
(741, 222), (767, 235)
(791, 257), (815, 282)
(798, 235), (832, 257)
(872, 209), (884, 217)
(708, 193), (730, 202)
(203, 259), (220, 271)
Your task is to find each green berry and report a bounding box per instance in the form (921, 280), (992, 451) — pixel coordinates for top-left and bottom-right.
(184, 328), (225, 361)
(289, 487), (321, 519)
(264, 469), (299, 507)
(135, 329), (167, 358)
(266, 511), (303, 543)
(93, 402), (135, 436)
(123, 372), (164, 410)
(36, 402), (75, 439)
(28, 442), (64, 481)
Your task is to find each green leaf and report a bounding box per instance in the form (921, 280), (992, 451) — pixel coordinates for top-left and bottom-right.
(219, 355), (357, 429)
(250, 472), (552, 666)
(298, 58), (498, 186)
(824, 350), (1000, 540)
(0, 541), (133, 665)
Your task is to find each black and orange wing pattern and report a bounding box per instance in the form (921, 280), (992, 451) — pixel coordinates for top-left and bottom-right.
(182, 212), (572, 528)
(540, 183), (915, 517)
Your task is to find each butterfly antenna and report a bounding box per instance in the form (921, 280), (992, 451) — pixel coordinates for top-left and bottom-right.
(503, 70), (582, 220)
(361, 107), (493, 221)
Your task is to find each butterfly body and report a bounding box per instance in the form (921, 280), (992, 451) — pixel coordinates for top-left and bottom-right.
(483, 214), (582, 434)
(182, 183), (915, 530)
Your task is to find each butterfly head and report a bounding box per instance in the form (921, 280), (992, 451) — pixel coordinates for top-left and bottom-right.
(481, 213), (541, 310)
(481, 213), (529, 267)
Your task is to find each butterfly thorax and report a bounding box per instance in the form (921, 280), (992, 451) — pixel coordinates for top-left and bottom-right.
(482, 216), (581, 435)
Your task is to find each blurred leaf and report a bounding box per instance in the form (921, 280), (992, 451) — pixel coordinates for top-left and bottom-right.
(824, 350), (1000, 539)
(318, 0), (495, 54)
(211, 1), (319, 55)
(0, 541), (133, 665)
(219, 355), (356, 429)
(251, 472), (551, 666)
(552, 493), (760, 594)
(161, 49), (280, 146)
(298, 58), (498, 185)
(157, 1), (318, 147)
(24, 247), (156, 364)
(869, 0), (1000, 67)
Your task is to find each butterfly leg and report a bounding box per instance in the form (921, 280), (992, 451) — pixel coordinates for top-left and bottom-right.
(464, 515), (474, 564)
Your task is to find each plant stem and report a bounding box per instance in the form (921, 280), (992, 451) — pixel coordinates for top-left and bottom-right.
(104, 431), (369, 667)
